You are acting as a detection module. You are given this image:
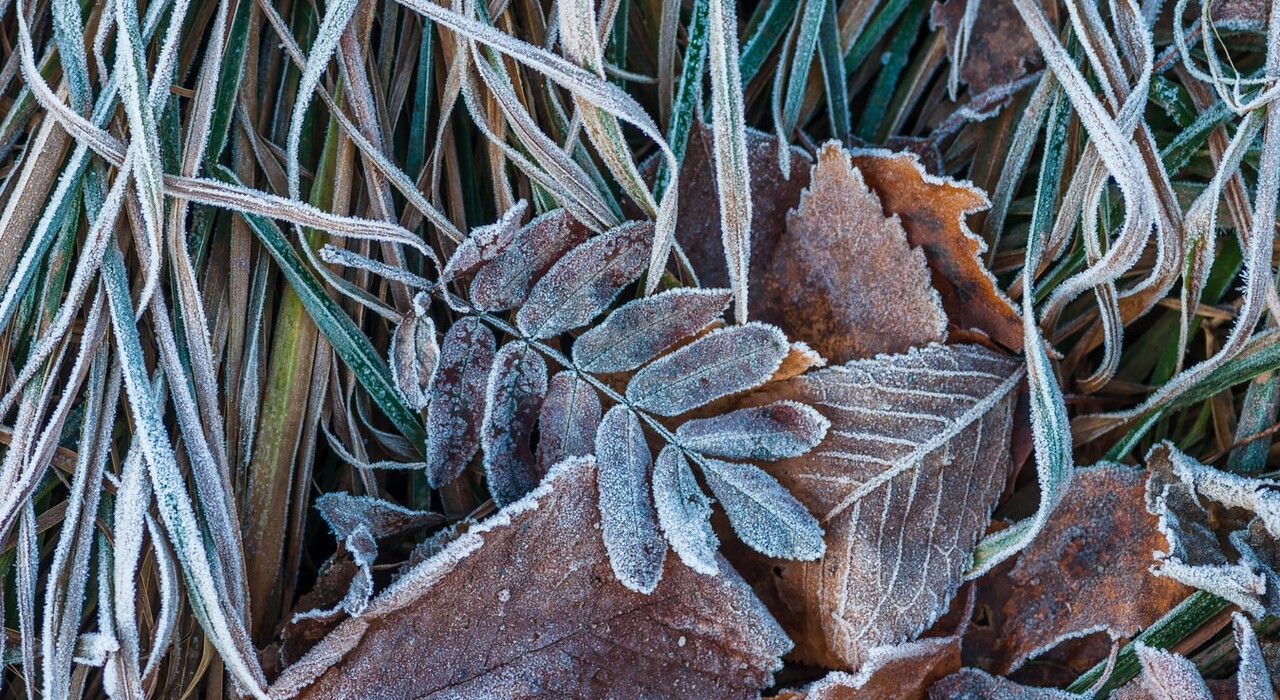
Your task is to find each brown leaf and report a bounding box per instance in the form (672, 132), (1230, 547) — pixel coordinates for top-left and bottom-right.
(270, 457), (792, 700)
(668, 122), (813, 311)
(771, 637), (962, 700)
(426, 317), (497, 488)
(535, 371), (601, 473)
(849, 149), (1023, 351)
(1145, 442), (1280, 618)
(730, 344), (1022, 669)
(928, 668), (1083, 698)
(966, 464), (1193, 674)
(1210, 0), (1269, 30)
(388, 293), (439, 411)
(758, 143), (948, 363)
(929, 0), (1048, 96)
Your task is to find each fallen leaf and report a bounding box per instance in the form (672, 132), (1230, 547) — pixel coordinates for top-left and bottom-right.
(425, 317), (496, 488)
(849, 149), (1023, 351)
(731, 343), (1023, 669)
(929, 0), (1049, 96)
(270, 457), (792, 700)
(1210, 0), (1269, 31)
(1111, 644), (1218, 700)
(759, 142), (948, 363)
(481, 341), (548, 507)
(1145, 441), (1280, 618)
(967, 464), (1193, 673)
(928, 668), (1084, 698)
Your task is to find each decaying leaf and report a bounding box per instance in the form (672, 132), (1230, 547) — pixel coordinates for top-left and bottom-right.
(425, 317), (497, 488)
(1210, 0), (1270, 31)
(535, 372), (601, 472)
(771, 637), (963, 700)
(1111, 644), (1216, 700)
(389, 293), (439, 411)
(928, 668), (1084, 698)
(595, 405), (667, 593)
(572, 288), (731, 373)
(759, 143), (948, 363)
(470, 209), (590, 311)
(1145, 442), (1280, 617)
(732, 343), (1023, 669)
(270, 457), (792, 699)
(516, 221), (652, 339)
(481, 341), (549, 507)
(849, 149), (1023, 351)
(626, 322), (790, 416)
(968, 464), (1193, 673)
(930, 0), (1049, 96)
(440, 200), (528, 285)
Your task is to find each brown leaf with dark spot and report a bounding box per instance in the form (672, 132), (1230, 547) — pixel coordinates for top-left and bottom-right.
(965, 464), (1193, 674)
(760, 142), (948, 363)
(929, 0), (1050, 96)
(729, 344), (1023, 669)
(849, 149), (1024, 351)
(270, 457), (792, 700)
(425, 317), (496, 488)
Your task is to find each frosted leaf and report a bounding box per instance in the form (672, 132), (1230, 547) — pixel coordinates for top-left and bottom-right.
(572, 288), (731, 373)
(928, 668), (1085, 698)
(676, 401), (829, 461)
(652, 446), (718, 576)
(700, 457), (824, 560)
(440, 200), (527, 285)
(315, 493), (444, 541)
(1234, 613), (1274, 700)
(469, 209), (588, 311)
(426, 318), (496, 488)
(516, 221), (653, 339)
(1145, 442), (1280, 617)
(536, 372), (601, 473)
(270, 458), (791, 700)
(759, 142), (947, 363)
(595, 406), (666, 593)
(626, 322), (788, 417)
(481, 341), (549, 507)
(730, 343), (1022, 668)
(388, 293), (439, 411)
(1129, 644), (1213, 700)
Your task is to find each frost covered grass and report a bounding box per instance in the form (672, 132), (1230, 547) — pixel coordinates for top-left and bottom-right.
(1, 0), (1280, 695)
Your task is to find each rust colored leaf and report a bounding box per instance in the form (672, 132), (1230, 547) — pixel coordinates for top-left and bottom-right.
(928, 668), (1083, 698)
(667, 122), (813, 312)
(516, 221), (653, 339)
(929, 0), (1048, 95)
(596, 406), (666, 593)
(389, 293), (439, 411)
(677, 402), (830, 461)
(770, 341), (828, 382)
(572, 287), (731, 373)
(759, 143), (948, 363)
(849, 149), (1023, 351)
(271, 457), (792, 700)
(1145, 442), (1280, 618)
(481, 341), (548, 507)
(535, 371), (601, 473)
(653, 446), (719, 575)
(470, 209), (589, 312)
(426, 317), (497, 488)
(772, 637), (962, 700)
(731, 344), (1023, 669)
(967, 464), (1193, 674)
(626, 322), (789, 416)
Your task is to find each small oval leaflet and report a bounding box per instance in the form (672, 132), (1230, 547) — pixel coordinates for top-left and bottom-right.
(441, 200), (527, 284)
(516, 221), (653, 339)
(676, 401), (830, 460)
(482, 341), (549, 507)
(596, 405), (667, 593)
(626, 322), (789, 416)
(426, 317), (496, 488)
(389, 293), (439, 411)
(536, 371), (602, 473)
(701, 457), (825, 560)
(653, 446), (719, 576)
(470, 209), (589, 311)
(572, 288), (732, 373)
